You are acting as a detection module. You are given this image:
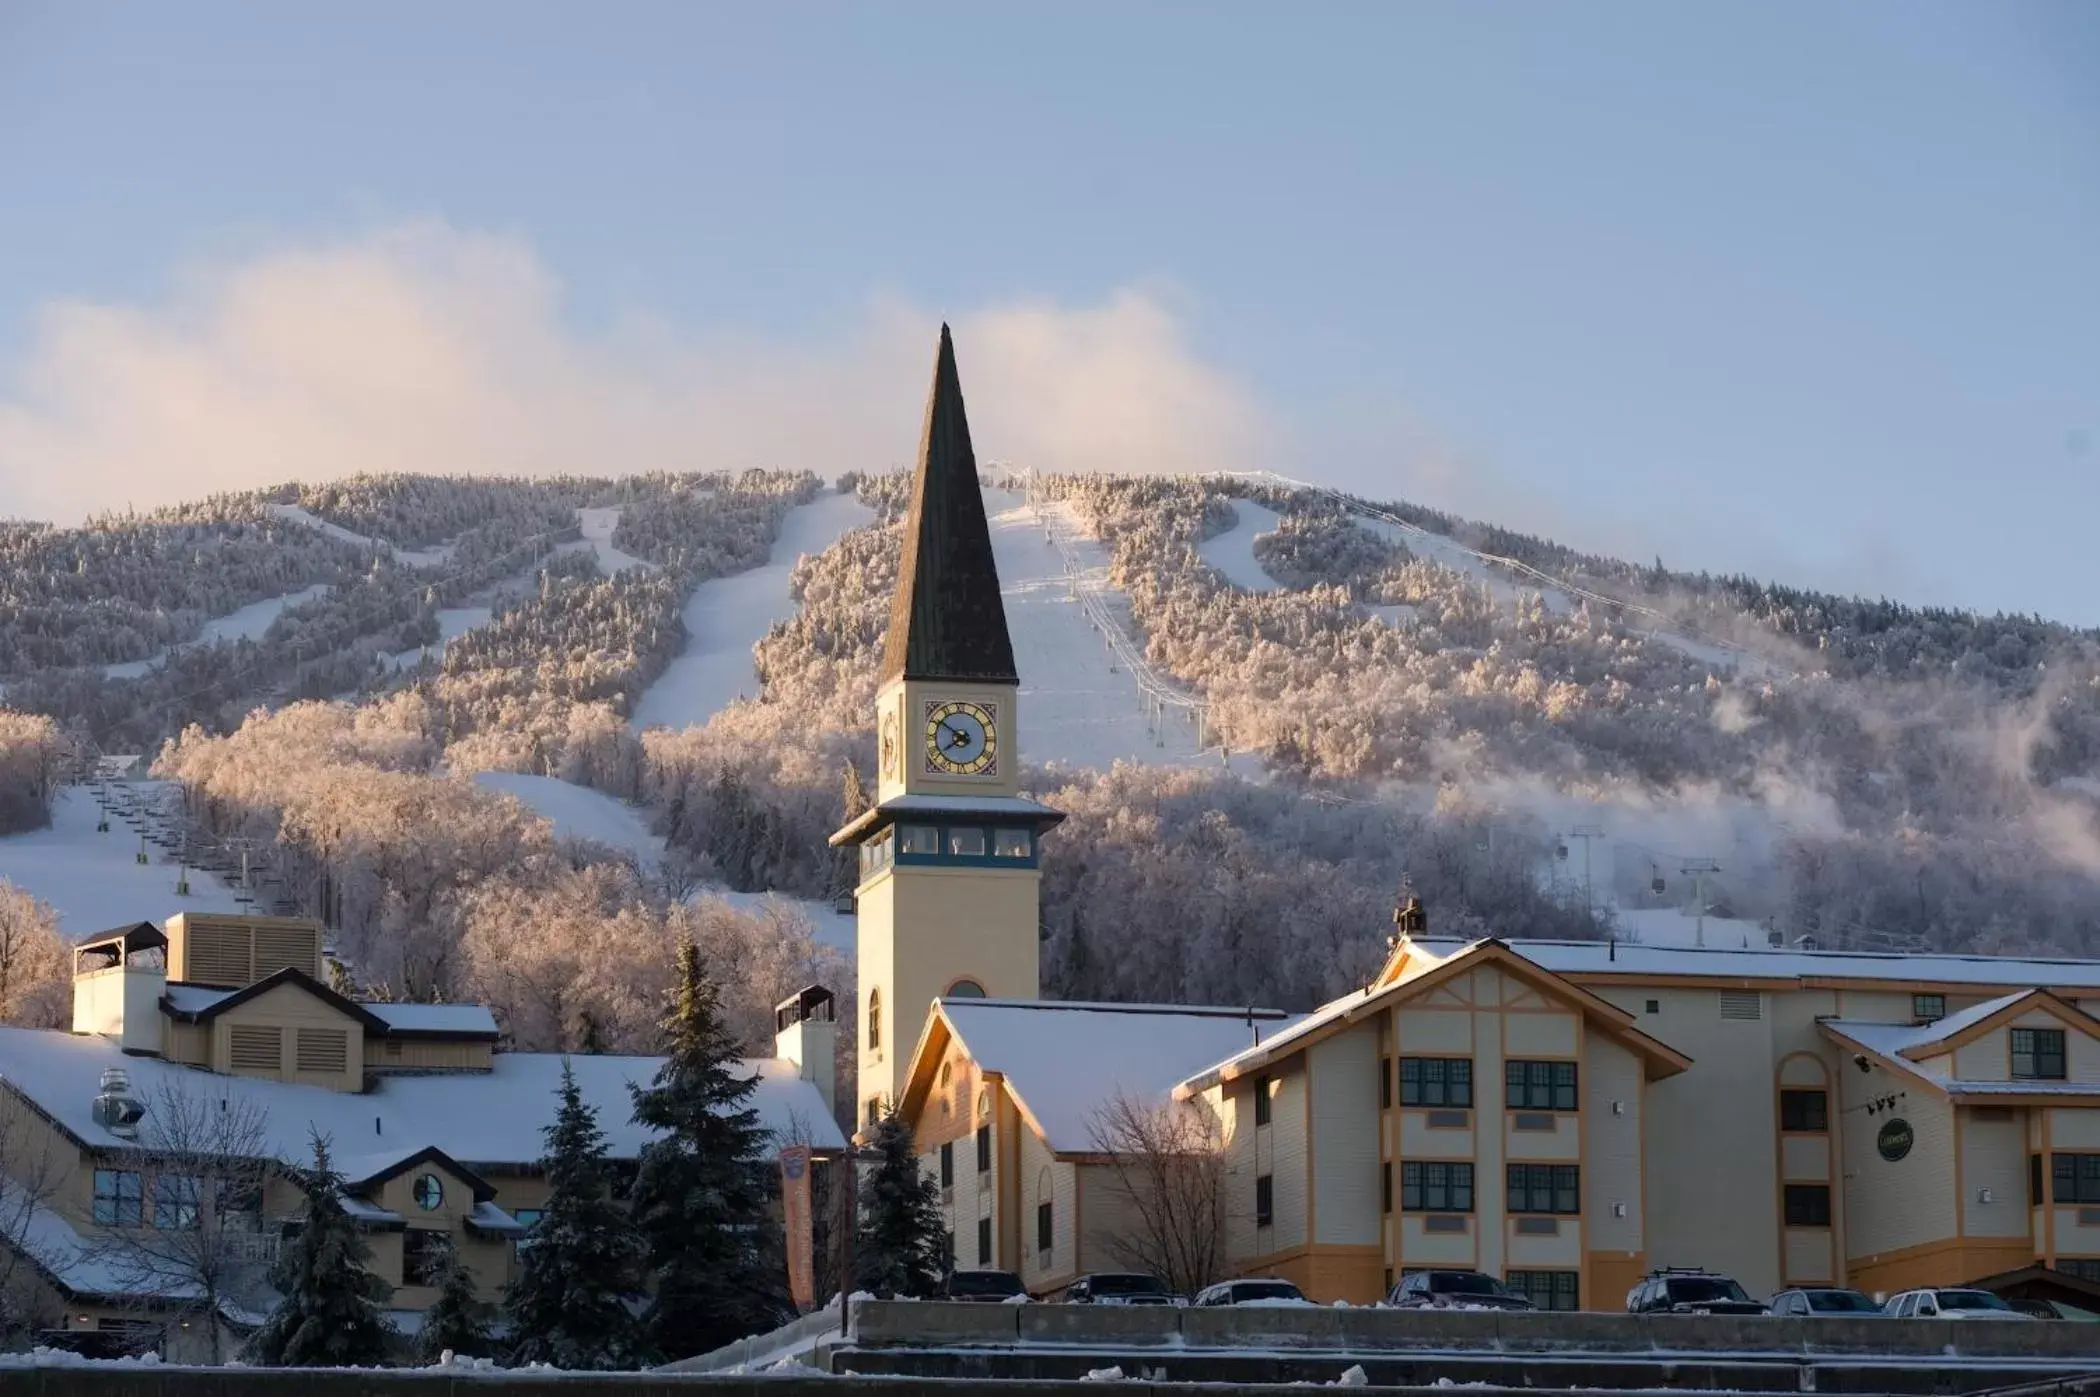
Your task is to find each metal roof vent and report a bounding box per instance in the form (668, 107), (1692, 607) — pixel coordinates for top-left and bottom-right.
(93, 1067), (145, 1138)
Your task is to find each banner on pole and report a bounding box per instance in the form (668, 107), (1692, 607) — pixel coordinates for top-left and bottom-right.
(780, 1145), (814, 1312)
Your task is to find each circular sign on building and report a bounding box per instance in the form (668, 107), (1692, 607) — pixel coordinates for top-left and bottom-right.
(1876, 1118), (1914, 1162)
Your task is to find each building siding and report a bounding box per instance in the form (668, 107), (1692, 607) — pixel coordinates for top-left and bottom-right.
(1961, 1109), (2030, 1239)
(1583, 1035), (1643, 1255)
(1310, 1027), (1379, 1246)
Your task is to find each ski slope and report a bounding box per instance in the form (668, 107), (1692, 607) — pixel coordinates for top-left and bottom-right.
(1197, 500), (1286, 592)
(103, 584), (333, 679)
(268, 504), (456, 567)
(0, 787), (244, 938)
(630, 491), (877, 732)
(991, 491), (1255, 776)
(381, 606), (493, 672)
(569, 507), (654, 575)
(472, 772), (663, 869)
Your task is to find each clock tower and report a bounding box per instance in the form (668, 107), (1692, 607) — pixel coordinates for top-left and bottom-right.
(831, 325), (1062, 1130)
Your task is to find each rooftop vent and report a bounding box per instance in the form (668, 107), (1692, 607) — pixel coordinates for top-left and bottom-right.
(92, 1067), (145, 1138)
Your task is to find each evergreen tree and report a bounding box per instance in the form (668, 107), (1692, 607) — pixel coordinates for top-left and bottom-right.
(628, 940), (786, 1361)
(247, 1133), (394, 1367)
(505, 1062), (649, 1370)
(852, 1108), (948, 1298)
(415, 1251), (495, 1364)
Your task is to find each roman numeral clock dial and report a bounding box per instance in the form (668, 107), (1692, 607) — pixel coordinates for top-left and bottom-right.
(924, 700), (998, 777)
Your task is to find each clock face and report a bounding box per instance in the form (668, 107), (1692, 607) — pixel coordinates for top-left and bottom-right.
(924, 699), (998, 777)
(879, 711), (900, 779)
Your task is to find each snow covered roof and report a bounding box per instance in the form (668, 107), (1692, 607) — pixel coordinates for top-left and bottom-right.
(363, 1002), (501, 1038)
(830, 792), (1066, 846)
(338, 1195), (406, 1227)
(0, 1026), (845, 1170)
(927, 999), (1295, 1153)
(162, 983), (233, 1015)
(1822, 990), (2040, 1060)
(1820, 1003), (2100, 1102)
(1406, 936), (2100, 991)
(465, 1200), (528, 1237)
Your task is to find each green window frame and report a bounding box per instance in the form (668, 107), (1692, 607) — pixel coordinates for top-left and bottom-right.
(1398, 1057), (1474, 1108)
(1506, 1269), (1579, 1311)
(2013, 1028), (2067, 1081)
(1506, 1163), (1579, 1214)
(1506, 1059), (1578, 1111)
(1399, 1161), (1474, 1213)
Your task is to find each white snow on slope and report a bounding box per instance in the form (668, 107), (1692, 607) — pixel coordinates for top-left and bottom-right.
(0, 786), (244, 938)
(102, 584), (333, 679)
(705, 888), (856, 954)
(1356, 514), (1577, 618)
(575, 506), (653, 574)
(268, 504), (455, 566)
(472, 772), (663, 869)
(1198, 499), (1286, 592)
(992, 492), (1257, 776)
(1609, 904), (1768, 951)
(631, 491), (877, 732)
(381, 606), (493, 672)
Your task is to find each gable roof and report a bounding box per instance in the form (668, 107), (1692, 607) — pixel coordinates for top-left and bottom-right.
(900, 998), (1296, 1155)
(878, 324), (1018, 686)
(342, 1143), (499, 1202)
(1819, 1001), (2100, 1104)
(160, 973), (500, 1040)
(1179, 939), (1694, 1096)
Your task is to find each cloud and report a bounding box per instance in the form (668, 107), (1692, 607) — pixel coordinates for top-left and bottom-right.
(0, 222), (1273, 522)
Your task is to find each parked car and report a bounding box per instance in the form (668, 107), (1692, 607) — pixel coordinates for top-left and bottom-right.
(1767, 1287), (1886, 1317)
(1062, 1273), (1177, 1306)
(1192, 1278), (1310, 1307)
(1386, 1270), (1535, 1311)
(1626, 1268), (1767, 1316)
(1882, 1288), (2030, 1320)
(2005, 1298), (2096, 1321)
(941, 1269), (1028, 1303)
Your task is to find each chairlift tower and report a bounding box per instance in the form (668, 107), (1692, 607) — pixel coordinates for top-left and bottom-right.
(1680, 858), (1722, 947)
(1568, 822), (1605, 917)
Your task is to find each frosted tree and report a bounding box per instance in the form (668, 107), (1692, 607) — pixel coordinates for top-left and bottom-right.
(0, 883), (68, 1028)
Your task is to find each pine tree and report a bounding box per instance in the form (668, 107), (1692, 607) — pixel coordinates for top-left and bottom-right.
(628, 940), (787, 1361)
(416, 1251), (495, 1364)
(247, 1132), (395, 1367)
(505, 1062), (649, 1370)
(852, 1108), (947, 1298)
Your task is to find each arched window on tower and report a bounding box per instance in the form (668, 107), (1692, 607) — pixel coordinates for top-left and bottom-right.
(868, 989), (882, 1051)
(946, 979), (986, 999)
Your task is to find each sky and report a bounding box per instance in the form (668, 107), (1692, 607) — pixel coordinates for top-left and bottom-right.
(1, 2), (2095, 620)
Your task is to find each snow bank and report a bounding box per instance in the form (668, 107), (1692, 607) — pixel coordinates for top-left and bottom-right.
(1197, 499), (1286, 592)
(631, 492), (876, 732)
(0, 786), (246, 937)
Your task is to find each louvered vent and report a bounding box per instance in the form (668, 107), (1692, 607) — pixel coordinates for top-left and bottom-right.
(1718, 991), (1763, 1021)
(229, 1026), (282, 1074)
(255, 926), (316, 979)
(188, 928), (251, 987)
(295, 1029), (348, 1075)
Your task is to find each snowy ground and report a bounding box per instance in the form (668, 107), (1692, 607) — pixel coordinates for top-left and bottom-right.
(1198, 499), (1286, 592)
(994, 492), (1258, 776)
(103, 584), (333, 679)
(268, 504), (455, 567)
(630, 491), (877, 732)
(0, 786), (245, 937)
(1608, 904), (1769, 950)
(381, 606), (492, 672)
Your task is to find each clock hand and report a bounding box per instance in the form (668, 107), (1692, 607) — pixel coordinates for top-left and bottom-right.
(943, 721), (974, 750)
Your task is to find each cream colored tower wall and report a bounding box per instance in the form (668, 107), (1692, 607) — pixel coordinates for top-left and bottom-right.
(1309, 1025), (1380, 1245)
(854, 865), (1041, 1116)
(875, 678), (1023, 802)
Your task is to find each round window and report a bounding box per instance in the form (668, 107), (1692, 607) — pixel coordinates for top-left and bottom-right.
(946, 979), (986, 999)
(412, 1173), (443, 1211)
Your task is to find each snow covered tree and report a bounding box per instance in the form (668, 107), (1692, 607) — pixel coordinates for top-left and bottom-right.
(247, 1132), (394, 1368)
(628, 940), (787, 1360)
(504, 1061), (648, 1370)
(415, 1251), (495, 1364)
(852, 1107), (946, 1298)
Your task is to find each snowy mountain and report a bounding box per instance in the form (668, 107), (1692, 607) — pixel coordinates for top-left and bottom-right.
(4, 467), (2099, 1037)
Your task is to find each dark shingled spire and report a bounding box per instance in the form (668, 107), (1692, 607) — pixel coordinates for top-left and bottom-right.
(879, 325), (1019, 686)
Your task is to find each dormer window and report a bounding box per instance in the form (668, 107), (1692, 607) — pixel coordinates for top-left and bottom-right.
(2013, 1028), (2067, 1081)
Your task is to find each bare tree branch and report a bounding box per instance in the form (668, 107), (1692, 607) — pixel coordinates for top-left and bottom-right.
(1084, 1093), (1231, 1299)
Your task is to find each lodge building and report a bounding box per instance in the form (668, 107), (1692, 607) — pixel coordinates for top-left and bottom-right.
(841, 325), (2100, 1309)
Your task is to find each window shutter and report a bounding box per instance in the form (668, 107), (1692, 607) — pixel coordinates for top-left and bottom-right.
(295, 1028), (349, 1074)
(1718, 991), (1763, 1021)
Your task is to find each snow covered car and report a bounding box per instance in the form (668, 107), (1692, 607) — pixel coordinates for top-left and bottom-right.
(1192, 1278), (1311, 1307)
(1061, 1273), (1177, 1305)
(1883, 1288), (2030, 1320)
(941, 1269), (1029, 1303)
(1384, 1270), (1534, 1311)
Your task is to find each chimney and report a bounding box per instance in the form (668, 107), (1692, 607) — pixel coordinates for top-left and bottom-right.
(92, 1067), (145, 1139)
(774, 986), (837, 1120)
